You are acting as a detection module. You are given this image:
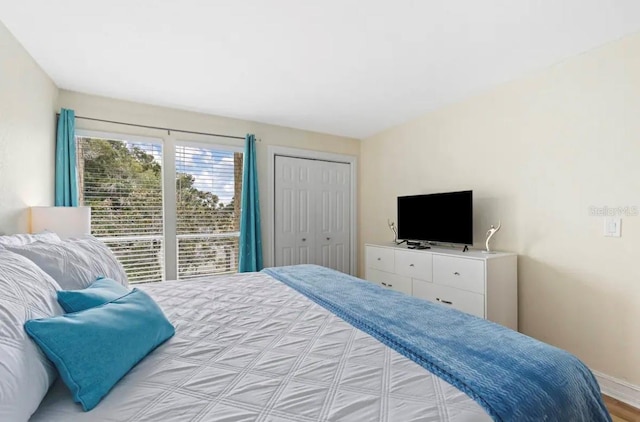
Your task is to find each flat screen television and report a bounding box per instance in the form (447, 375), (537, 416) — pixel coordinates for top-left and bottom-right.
(397, 190), (473, 245)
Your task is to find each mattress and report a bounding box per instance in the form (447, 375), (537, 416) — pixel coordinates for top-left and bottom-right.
(31, 272), (491, 421)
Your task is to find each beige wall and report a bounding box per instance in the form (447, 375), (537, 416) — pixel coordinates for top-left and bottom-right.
(360, 33), (640, 384)
(0, 21), (58, 233)
(58, 90), (360, 277)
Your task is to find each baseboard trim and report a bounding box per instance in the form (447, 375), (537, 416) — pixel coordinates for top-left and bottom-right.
(594, 370), (640, 409)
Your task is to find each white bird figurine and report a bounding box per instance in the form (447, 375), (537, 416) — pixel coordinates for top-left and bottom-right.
(388, 219), (399, 244)
(484, 221), (501, 253)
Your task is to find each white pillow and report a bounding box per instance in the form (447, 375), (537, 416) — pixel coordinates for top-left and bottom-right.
(0, 232), (60, 248)
(0, 249), (64, 421)
(6, 236), (129, 290)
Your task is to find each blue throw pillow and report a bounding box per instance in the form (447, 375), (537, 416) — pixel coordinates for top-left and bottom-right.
(24, 289), (175, 411)
(57, 277), (130, 312)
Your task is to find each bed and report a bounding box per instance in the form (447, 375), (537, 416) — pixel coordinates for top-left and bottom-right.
(30, 270), (492, 421)
(0, 234), (610, 421)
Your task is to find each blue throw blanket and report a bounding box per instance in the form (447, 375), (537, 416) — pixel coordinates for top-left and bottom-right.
(262, 265), (610, 422)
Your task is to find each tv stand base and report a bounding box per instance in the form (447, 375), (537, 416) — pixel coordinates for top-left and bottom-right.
(407, 241), (431, 250)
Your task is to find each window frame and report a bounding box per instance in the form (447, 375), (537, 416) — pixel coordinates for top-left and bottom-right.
(76, 130), (167, 282)
(173, 140), (244, 280)
(76, 129), (245, 282)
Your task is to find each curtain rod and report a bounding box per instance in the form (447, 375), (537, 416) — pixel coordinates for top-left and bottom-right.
(56, 113), (254, 141)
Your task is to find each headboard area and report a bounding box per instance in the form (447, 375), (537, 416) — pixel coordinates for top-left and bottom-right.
(0, 208), (30, 237)
(0, 182), (55, 236)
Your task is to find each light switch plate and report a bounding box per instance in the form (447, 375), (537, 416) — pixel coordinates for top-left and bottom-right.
(604, 217), (621, 237)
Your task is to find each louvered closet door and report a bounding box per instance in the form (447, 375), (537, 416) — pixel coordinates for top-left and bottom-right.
(274, 155), (350, 273)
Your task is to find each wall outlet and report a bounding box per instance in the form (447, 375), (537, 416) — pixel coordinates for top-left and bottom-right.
(604, 217), (621, 237)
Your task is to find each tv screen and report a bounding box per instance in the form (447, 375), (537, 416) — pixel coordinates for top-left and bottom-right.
(397, 190), (473, 245)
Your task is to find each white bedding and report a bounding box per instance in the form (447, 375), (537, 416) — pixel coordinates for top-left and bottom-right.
(31, 272), (491, 422)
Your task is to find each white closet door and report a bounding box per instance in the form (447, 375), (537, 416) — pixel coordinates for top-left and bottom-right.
(274, 156), (350, 273)
(274, 156), (316, 266)
(315, 161), (350, 273)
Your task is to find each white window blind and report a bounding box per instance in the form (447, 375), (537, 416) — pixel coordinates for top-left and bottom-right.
(77, 136), (164, 283)
(175, 145), (243, 280)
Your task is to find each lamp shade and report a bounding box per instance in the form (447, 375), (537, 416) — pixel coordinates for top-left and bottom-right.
(30, 207), (91, 239)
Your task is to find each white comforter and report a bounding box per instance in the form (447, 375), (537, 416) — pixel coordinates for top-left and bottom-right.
(31, 272), (490, 421)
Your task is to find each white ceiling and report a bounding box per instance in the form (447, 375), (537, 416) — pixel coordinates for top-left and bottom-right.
(2, 1), (640, 138)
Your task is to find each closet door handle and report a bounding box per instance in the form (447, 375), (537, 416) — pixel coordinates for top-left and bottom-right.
(409, 264), (415, 267)
(436, 298), (453, 305)
(377, 257), (381, 261)
(381, 282), (387, 286)
(302, 238), (306, 242)
(453, 272), (460, 276)
(326, 237), (331, 241)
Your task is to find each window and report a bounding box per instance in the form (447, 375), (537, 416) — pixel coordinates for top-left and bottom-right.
(176, 145), (243, 279)
(77, 136), (164, 283)
(77, 133), (243, 283)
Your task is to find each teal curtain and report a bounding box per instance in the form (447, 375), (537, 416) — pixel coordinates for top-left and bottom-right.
(55, 109), (79, 206)
(238, 134), (263, 272)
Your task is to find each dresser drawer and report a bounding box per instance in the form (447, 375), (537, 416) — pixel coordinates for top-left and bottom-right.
(366, 246), (395, 273)
(432, 255), (485, 294)
(366, 269), (412, 295)
(413, 280), (485, 318)
(394, 250), (432, 281)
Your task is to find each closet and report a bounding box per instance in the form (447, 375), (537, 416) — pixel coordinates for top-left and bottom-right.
(274, 155), (351, 273)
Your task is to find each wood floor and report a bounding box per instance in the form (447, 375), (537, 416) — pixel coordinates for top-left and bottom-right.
(604, 396), (640, 422)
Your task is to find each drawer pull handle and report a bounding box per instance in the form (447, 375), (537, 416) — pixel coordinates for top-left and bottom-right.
(388, 284), (393, 287)
(326, 237), (331, 241)
(409, 264), (415, 267)
(302, 238), (306, 242)
(381, 282), (387, 286)
(377, 258), (381, 261)
(436, 298), (453, 305)
(453, 272), (460, 276)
